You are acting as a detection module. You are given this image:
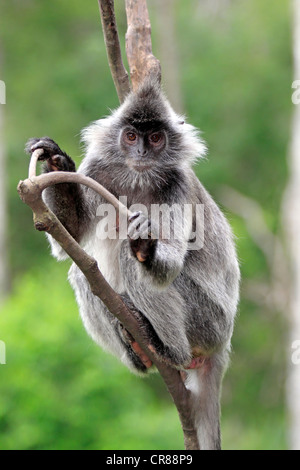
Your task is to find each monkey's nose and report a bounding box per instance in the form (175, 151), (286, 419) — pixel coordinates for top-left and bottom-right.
(137, 143), (148, 157)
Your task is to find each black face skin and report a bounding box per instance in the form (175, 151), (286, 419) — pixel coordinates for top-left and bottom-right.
(120, 126), (167, 172)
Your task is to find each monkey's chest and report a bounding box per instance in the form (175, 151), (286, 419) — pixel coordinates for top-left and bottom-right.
(84, 228), (124, 294)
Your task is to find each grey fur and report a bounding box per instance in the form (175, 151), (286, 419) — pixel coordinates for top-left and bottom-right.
(25, 80), (240, 450)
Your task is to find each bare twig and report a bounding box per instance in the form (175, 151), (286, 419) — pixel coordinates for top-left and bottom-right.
(125, 0), (161, 90)
(98, 0), (131, 102)
(28, 148), (44, 178)
(18, 149), (200, 450)
(35, 170), (131, 219)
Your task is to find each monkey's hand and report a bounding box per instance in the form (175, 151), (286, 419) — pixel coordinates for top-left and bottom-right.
(25, 137), (75, 172)
(128, 211), (158, 263)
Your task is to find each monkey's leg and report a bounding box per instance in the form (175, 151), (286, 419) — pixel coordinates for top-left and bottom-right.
(68, 264), (150, 374)
(119, 241), (192, 368)
(185, 350), (229, 450)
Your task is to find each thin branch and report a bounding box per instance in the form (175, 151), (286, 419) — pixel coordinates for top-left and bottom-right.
(35, 171), (132, 219)
(98, 0), (131, 102)
(18, 150), (200, 450)
(28, 148), (43, 178)
(125, 0), (161, 90)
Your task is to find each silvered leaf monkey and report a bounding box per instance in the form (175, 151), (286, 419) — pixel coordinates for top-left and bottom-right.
(26, 80), (240, 450)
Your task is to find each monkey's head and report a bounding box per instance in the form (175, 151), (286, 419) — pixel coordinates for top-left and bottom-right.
(82, 80), (206, 188)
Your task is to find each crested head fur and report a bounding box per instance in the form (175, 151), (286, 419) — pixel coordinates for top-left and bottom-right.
(80, 80), (207, 189)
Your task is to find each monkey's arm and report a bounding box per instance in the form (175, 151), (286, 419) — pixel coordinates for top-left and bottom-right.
(25, 137), (89, 259)
(128, 208), (190, 288)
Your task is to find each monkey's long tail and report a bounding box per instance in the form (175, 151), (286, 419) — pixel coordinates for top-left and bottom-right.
(184, 352), (228, 450)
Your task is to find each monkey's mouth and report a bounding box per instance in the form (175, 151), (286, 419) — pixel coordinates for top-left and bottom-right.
(127, 160), (154, 172)
(133, 164), (152, 172)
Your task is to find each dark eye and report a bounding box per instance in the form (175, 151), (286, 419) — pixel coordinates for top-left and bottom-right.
(149, 133), (163, 145)
(126, 132), (137, 143)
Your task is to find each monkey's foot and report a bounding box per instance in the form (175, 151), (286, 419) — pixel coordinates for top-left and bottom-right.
(186, 356), (208, 370)
(119, 323), (153, 369)
(130, 340), (153, 369)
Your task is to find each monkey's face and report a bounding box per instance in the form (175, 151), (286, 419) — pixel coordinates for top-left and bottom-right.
(82, 82), (206, 187)
(120, 126), (167, 172)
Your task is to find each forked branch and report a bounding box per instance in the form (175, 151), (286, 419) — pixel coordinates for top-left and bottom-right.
(98, 0), (161, 102)
(18, 149), (199, 449)
(18, 0), (199, 450)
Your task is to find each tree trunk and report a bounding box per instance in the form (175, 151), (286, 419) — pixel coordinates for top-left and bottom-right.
(282, 0), (300, 451)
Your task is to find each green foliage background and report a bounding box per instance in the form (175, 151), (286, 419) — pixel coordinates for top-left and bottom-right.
(0, 0), (292, 449)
